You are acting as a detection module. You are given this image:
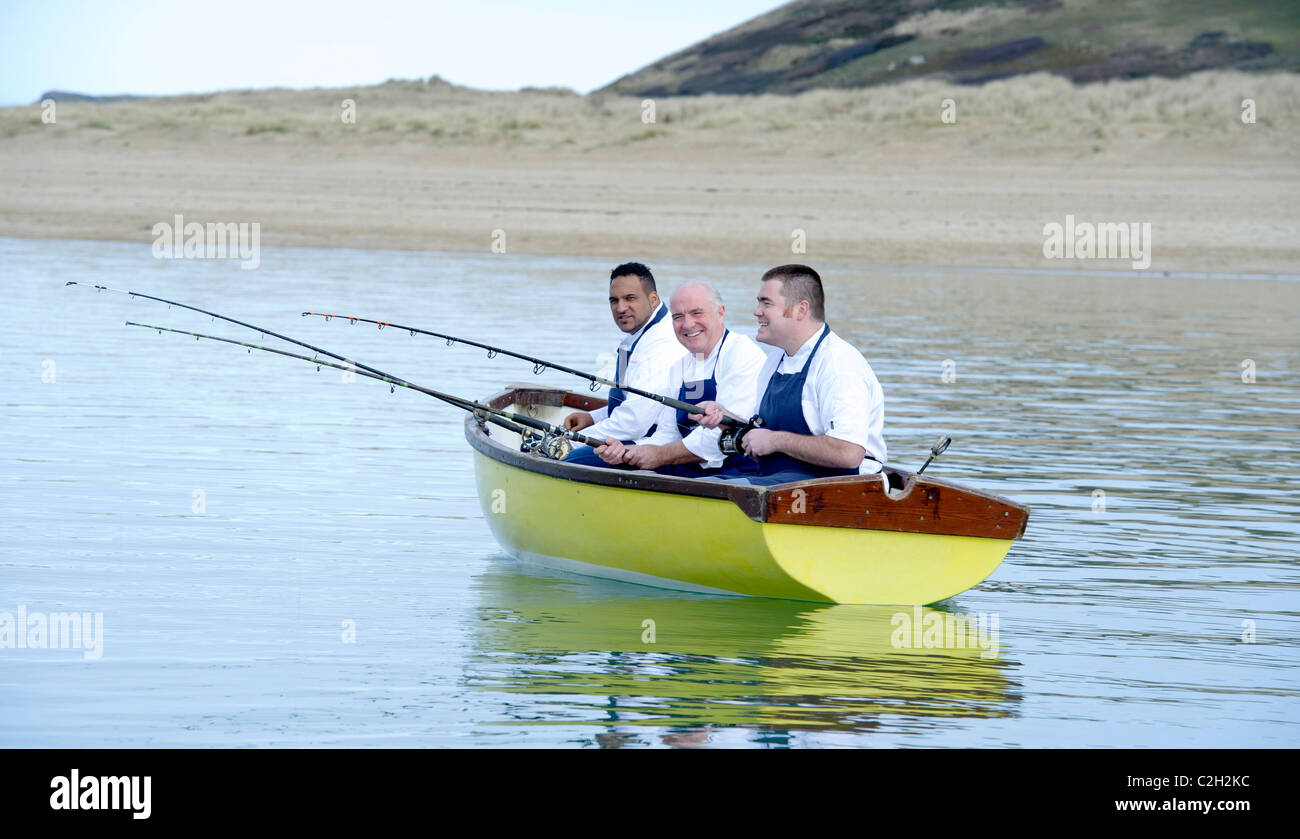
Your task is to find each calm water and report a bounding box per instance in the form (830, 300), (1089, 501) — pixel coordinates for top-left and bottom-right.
(1, 237), (1297, 747)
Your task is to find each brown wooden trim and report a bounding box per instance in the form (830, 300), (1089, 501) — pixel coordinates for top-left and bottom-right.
(765, 474), (1029, 539)
(492, 384), (607, 413)
(562, 392), (607, 412)
(467, 386), (1030, 540)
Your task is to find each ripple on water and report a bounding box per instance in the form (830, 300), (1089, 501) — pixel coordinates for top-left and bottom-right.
(1, 238), (1297, 747)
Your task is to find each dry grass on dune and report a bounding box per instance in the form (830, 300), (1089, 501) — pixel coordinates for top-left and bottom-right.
(3, 71), (1296, 158)
(1, 71), (1295, 272)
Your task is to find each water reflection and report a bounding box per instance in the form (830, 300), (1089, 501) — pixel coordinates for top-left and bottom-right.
(467, 563), (1019, 744)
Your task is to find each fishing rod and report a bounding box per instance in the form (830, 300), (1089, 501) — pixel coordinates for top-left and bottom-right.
(63, 282), (578, 443)
(66, 282), (404, 387)
(300, 310), (752, 430)
(62, 283), (604, 456)
(124, 322), (605, 457)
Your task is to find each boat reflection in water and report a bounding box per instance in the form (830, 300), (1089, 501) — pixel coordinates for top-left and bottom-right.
(467, 563), (1020, 746)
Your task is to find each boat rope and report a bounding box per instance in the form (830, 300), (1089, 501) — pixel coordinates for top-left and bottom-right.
(916, 436), (952, 474)
(300, 310), (751, 429)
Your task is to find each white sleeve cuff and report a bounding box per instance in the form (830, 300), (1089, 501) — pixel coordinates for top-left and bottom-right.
(825, 426), (867, 449)
(683, 427), (725, 469)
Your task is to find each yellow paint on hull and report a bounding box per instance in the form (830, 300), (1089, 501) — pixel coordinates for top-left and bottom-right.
(474, 450), (1011, 605)
(469, 566), (1013, 728)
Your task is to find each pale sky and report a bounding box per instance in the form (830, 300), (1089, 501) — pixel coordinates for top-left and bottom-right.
(0, 0), (784, 106)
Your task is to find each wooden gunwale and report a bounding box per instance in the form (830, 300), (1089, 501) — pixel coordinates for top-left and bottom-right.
(466, 385), (1029, 540)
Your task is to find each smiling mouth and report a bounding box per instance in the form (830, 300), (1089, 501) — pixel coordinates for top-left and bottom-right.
(683, 329), (704, 338)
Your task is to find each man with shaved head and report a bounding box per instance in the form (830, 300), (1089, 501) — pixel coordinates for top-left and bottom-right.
(597, 281), (766, 476)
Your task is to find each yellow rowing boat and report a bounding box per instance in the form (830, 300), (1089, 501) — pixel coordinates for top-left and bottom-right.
(467, 385), (1029, 605)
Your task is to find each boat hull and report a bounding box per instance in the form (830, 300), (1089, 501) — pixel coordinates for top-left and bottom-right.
(473, 447), (1014, 605)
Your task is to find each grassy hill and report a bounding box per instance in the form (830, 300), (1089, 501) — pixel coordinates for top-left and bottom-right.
(602, 0), (1300, 96)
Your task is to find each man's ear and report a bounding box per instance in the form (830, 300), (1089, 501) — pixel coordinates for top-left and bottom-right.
(650, 290), (661, 308)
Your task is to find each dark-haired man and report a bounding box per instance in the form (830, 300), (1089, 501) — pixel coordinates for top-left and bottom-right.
(696, 264), (886, 484)
(562, 262), (685, 467)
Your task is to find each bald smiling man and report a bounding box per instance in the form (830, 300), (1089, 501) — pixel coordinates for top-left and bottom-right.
(597, 281), (766, 477)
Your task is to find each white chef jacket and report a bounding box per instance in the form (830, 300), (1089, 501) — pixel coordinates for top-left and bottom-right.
(584, 304), (686, 443)
(752, 326), (887, 473)
(641, 330), (768, 468)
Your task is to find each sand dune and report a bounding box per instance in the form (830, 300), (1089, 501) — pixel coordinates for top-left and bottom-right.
(1, 72), (1296, 273)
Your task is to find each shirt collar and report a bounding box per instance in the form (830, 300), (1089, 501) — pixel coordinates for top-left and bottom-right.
(783, 323), (827, 365)
(619, 303), (667, 348)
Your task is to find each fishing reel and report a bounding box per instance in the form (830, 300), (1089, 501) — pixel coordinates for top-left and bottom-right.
(543, 433), (572, 461)
(719, 415), (765, 456)
(518, 428), (571, 460)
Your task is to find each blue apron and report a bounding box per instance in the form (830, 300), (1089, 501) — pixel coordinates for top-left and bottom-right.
(754, 324), (860, 479)
(657, 331), (755, 478)
(673, 329), (728, 436)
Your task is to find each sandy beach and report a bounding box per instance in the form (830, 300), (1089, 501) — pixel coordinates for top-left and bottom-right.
(2, 72), (1297, 273)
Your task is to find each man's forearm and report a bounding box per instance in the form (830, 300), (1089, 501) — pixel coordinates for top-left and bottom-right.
(770, 431), (865, 469)
(656, 440), (704, 466)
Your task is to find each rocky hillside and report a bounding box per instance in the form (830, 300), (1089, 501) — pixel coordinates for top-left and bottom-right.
(602, 0), (1299, 95)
